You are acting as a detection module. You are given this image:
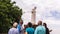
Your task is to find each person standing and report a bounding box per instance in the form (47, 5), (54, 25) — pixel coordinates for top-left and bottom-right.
(8, 22), (19, 34)
(34, 21), (46, 34)
(43, 23), (52, 34)
(17, 20), (24, 34)
(25, 22), (34, 34)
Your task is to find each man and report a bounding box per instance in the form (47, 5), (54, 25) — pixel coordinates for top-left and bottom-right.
(34, 21), (46, 34)
(17, 20), (24, 34)
(25, 22), (34, 34)
(8, 22), (19, 34)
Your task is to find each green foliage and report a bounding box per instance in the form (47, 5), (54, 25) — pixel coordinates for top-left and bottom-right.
(0, 0), (22, 33)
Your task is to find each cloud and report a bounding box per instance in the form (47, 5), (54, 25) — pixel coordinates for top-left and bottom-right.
(11, 0), (60, 34)
(12, 0), (60, 24)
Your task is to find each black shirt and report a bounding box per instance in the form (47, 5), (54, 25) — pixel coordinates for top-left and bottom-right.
(46, 28), (50, 34)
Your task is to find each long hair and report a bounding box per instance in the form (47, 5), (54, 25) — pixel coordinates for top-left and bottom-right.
(43, 23), (47, 28)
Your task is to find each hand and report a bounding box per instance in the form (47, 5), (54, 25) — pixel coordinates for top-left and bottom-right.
(49, 30), (52, 32)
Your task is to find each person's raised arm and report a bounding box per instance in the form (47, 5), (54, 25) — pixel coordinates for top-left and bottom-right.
(49, 30), (52, 32)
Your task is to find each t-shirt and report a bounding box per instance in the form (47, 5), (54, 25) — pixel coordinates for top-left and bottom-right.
(26, 27), (34, 34)
(17, 24), (24, 34)
(17, 24), (21, 32)
(8, 28), (19, 34)
(46, 28), (50, 34)
(34, 25), (46, 34)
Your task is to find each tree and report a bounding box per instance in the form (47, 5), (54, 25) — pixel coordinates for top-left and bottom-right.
(0, 0), (22, 33)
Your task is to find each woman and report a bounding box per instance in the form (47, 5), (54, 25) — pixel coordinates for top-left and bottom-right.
(43, 23), (50, 34)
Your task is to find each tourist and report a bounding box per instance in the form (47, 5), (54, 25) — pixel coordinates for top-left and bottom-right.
(24, 25), (27, 30)
(34, 21), (46, 34)
(8, 22), (19, 34)
(17, 20), (24, 34)
(25, 22), (34, 34)
(43, 23), (52, 34)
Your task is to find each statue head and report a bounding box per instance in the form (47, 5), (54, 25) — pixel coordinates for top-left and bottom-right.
(34, 6), (37, 10)
(32, 6), (37, 10)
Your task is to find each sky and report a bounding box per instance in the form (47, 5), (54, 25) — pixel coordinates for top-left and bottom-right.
(11, 0), (60, 34)
(12, 0), (60, 24)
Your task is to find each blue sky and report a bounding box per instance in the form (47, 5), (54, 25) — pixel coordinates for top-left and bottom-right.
(50, 10), (60, 19)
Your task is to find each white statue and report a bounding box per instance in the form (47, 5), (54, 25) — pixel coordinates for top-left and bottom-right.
(31, 7), (37, 24)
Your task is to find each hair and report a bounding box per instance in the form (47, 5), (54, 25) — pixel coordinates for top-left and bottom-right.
(28, 22), (32, 27)
(12, 22), (18, 28)
(19, 20), (23, 25)
(38, 21), (42, 25)
(43, 23), (47, 28)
